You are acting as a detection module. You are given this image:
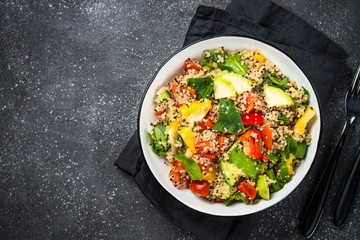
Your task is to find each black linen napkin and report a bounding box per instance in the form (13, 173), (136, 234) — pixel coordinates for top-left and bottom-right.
(115, 1), (347, 239)
(116, 130), (258, 240)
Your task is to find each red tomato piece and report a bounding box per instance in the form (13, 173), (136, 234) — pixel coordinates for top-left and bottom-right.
(215, 197), (223, 203)
(245, 93), (261, 113)
(197, 114), (213, 132)
(169, 161), (189, 188)
(185, 59), (203, 72)
(260, 154), (269, 162)
(155, 110), (165, 116)
(238, 129), (263, 159)
(241, 112), (264, 126)
(237, 180), (258, 201)
(195, 141), (216, 159)
(171, 84), (196, 107)
(198, 120), (208, 132)
(260, 122), (273, 151)
(218, 135), (225, 150)
(191, 154), (211, 173)
(195, 141), (212, 152)
(187, 87), (196, 95)
(203, 117), (213, 128)
(189, 180), (210, 197)
(200, 152), (216, 159)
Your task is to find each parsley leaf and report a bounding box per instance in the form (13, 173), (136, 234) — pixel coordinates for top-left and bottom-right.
(223, 192), (249, 206)
(264, 73), (288, 90)
(259, 137), (262, 155)
(303, 86), (310, 96)
(278, 114), (289, 124)
(278, 135), (307, 160)
(266, 168), (285, 192)
(203, 51), (226, 71)
(148, 125), (170, 156)
(265, 153), (280, 164)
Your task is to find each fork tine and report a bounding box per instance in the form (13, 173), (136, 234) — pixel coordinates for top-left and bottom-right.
(350, 64), (360, 95)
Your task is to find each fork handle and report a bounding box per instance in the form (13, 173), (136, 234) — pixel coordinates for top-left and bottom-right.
(301, 115), (355, 238)
(334, 146), (360, 226)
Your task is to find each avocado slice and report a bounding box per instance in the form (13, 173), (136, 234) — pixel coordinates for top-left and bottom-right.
(220, 160), (242, 187)
(264, 86), (294, 107)
(213, 75), (236, 99)
(257, 175), (270, 200)
(220, 72), (253, 95)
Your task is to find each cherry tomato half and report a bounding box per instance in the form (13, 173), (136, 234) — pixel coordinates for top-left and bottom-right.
(189, 180), (210, 197)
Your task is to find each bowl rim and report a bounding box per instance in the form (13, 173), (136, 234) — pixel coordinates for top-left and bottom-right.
(136, 35), (323, 216)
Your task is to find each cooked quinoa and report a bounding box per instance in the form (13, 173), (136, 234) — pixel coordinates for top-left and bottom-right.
(148, 47), (316, 205)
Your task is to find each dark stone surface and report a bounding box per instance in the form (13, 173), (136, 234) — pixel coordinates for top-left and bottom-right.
(0, 0), (359, 239)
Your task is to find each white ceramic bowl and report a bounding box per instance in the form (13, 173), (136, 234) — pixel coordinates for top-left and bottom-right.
(138, 36), (321, 216)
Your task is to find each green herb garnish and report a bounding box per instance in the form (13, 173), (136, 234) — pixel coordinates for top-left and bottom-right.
(217, 53), (248, 75)
(212, 99), (244, 134)
(278, 114), (289, 124)
(187, 77), (214, 100)
(174, 154), (202, 180)
(223, 192), (249, 206)
(229, 148), (258, 178)
(148, 125), (170, 156)
(264, 73), (288, 90)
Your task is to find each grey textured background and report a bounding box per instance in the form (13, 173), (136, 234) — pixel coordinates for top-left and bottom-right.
(1, 0), (360, 239)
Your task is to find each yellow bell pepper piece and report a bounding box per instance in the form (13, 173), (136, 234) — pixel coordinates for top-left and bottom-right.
(294, 106), (316, 135)
(179, 100), (212, 123)
(252, 51), (266, 63)
(179, 127), (196, 153)
(285, 153), (295, 176)
(200, 164), (216, 181)
(167, 118), (180, 154)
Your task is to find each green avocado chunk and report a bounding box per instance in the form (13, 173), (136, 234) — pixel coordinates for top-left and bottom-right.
(264, 85), (294, 107)
(213, 75), (236, 99)
(257, 175), (270, 200)
(220, 160), (242, 187)
(220, 72), (252, 95)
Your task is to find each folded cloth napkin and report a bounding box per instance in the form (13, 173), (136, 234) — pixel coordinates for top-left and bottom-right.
(115, 0), (347, 239)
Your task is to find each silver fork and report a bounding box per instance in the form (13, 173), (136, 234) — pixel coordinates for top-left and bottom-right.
(301, 64), (360, 238)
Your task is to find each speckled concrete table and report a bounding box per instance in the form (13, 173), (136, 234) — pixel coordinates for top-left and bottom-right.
(1, 0), (360, 239)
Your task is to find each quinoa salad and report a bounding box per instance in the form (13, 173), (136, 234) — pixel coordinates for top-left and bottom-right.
(148, 47), (316, 205)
